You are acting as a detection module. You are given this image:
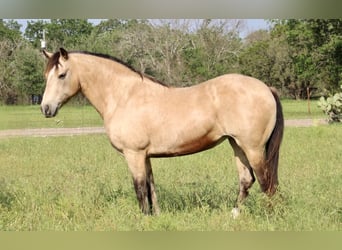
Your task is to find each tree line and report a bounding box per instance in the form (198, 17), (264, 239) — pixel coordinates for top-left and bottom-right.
(0, 19), (341, 104)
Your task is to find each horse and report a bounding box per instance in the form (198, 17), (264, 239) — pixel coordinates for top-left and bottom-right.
(41, 48), (284, 216)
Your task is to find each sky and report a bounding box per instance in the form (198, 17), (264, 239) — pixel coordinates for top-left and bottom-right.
(242, 19), (270, 37)
(244, 19), (270, 31)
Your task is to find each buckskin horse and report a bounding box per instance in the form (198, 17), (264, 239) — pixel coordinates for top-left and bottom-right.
(41, 48), (284, 216)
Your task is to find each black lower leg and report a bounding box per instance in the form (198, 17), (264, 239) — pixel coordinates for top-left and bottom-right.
(133, 179), (150, 214)
(146, 181), (154, 212)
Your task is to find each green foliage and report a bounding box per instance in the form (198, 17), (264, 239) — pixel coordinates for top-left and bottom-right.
(285, 20), (341, 96)
(24, 19), (94, 50)
(318, 86), (342, 123)
(241, 19), (342, 99)
(47, 19), (93, 49)
(182, 20), (241, 84)
(24, 20), (47, 48)
(0, 19), (21, 42)
(0, 20), (25, 104)
(12, 46), (45, 97)
(239, 33), (273, 84)
(1, 19), (342, 104)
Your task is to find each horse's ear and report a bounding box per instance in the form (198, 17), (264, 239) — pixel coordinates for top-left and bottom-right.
(42, 49), (53, 59)
(59, 48), (69, 60)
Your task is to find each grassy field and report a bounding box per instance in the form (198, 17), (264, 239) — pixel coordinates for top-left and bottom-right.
(0, 125), (341, 230)
(280, 99), (325, 119)
(0, 101), (340, 230)
(0, 104), (103, 130)
(0, 99), (325, 130)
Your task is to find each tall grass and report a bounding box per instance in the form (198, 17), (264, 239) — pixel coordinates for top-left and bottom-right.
(0, 125), (341, 230)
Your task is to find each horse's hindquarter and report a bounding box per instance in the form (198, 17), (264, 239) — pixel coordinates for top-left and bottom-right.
(212, 74), (277, 147)
(168, 74), (277, 150)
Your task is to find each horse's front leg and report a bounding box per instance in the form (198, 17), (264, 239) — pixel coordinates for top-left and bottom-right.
(124, 150), (152, 215)
(145, 157), (160, 215)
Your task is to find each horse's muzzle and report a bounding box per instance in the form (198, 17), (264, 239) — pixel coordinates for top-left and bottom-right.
(41, 104), (58, 118)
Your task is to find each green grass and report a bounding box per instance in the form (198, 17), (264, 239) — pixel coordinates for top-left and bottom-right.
(280, 99), (324, 119)
(0, 104), (103, 130)
(0, 125), (341, 230)
(0, 99), (325, 130)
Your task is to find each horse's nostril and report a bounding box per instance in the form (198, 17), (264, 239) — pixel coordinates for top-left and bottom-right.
(45, 105), (50, 114)
(41, 105), (51, 117)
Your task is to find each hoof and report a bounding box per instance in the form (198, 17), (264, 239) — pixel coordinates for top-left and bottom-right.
(231, 207), (240, 219)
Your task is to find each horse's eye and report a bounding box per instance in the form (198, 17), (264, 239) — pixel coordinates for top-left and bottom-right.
(58, 73), (67, 79)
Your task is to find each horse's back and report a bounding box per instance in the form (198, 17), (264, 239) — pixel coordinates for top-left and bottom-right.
(205, 74), (271, 95)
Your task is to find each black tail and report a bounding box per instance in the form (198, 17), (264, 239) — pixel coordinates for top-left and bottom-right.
(265, 88), (284, 195)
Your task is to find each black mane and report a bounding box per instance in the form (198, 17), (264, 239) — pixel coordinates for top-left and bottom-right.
(73, 51), (168, 87)
(45, 50), (168, 87)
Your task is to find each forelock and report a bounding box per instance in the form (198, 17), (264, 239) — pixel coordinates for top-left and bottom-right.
(45, 52), (61, 74)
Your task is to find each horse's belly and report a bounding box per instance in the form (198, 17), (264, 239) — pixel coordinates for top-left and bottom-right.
(148, 133), (225, 157)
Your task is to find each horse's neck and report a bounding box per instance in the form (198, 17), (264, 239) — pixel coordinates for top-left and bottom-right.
(76, 56), (142, 119)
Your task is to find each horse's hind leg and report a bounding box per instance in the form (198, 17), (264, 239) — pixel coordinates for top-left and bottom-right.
(228, 138), (255, 217)
(145, 157), (160, 215)
(244, 148), (270, 194)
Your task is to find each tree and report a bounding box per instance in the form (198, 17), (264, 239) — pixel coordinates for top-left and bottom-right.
(42, 19), (94, 50)
(183, 19), (243, 84)
(24, 20), (48, 49)
(239, 30), (274, 85)
(240, 19), (341, 99)
(2, 19), (340, 104)
(11, 45), (45, 103)
(270, 19), (342, 99)
(306, 19), (342, 93)
(0, 20), (24, 104)
(80, 19), (131, 53)
(115, 19), (243, 86)
(0, 19), (22, 42)
(113, 19), (190, 85)
(239, 29), (293, 94)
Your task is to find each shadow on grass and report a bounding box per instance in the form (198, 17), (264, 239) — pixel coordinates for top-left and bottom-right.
(98, 180), (290, 217)
(0, 180), (16, 210)
(155, 181), (291, 218)
(155, 181), (238, 213)
(241, 187), (292, 220)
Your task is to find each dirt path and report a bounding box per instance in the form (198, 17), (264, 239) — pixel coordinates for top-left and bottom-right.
(284, 118), (328, 127)
(0, 127), (105, 138)
(0, 119), (328, 139)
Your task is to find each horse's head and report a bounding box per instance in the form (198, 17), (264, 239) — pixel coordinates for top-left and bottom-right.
(41, 48), (80, 118)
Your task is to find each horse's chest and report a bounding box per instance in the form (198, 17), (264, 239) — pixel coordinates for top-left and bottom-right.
(105, 118), (150, 152)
